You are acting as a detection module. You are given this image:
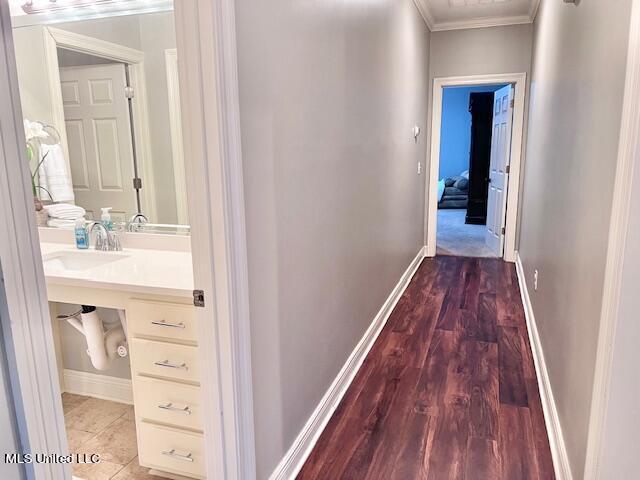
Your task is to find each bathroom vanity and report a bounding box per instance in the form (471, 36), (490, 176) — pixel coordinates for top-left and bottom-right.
(42, 241), (205, 480)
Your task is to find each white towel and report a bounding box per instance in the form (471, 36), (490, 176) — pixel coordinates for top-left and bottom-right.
(44, 203), (86, 220)
(46, 218), (77, 229)
(37, 144), (75, 203)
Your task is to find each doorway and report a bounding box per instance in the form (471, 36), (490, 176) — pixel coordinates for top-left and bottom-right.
(58, 57), (138, 223)
(426, 73), (527, 262)
(0, 1), (254, 479)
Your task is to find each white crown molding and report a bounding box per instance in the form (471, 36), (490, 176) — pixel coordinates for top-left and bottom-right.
(412, 0), (435, 30)
(529, 0), (542, 23)
(47, 26), (145, 63)
(413, 0), (538, 32)
(431, 14), (532, 31)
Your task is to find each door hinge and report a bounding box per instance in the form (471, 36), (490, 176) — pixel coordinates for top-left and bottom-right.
(193, 289), (205, 308)
(125, 86), (135, 99)
(133, 177), (142, 190)
(510, 99), (514, 108)
(501, 227), (506, 235)
(505, 165), (510, 174)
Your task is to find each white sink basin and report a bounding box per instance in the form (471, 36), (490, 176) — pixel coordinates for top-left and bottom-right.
(43, 250), (130, 272)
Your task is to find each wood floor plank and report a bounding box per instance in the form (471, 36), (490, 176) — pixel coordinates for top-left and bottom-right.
(426, 395), (469, 480)
(497, 326), (529, 407)
(311, 355), (408, 479)
(463, 292), (498, 343)
(415, 329), (460, 413)
(298, 257), (553, 480)
(479, 258), (500, 294)
(496, 262), (526, 328)
(468, 341), (499, 440)
(405, 292), (446, 369)
(360, 367), (423, 478)
(498, 405), (540, 480)
(435, 258), (464, 331)
(388, 412), (437, 480)
(465, 437), (501, 480)
(460, 258), (480, 311)
(445, 339), (472, 404)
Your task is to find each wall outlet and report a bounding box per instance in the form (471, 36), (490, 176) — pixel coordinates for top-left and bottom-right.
(533, 269), (539, 291)
(417, 161), (422, 174)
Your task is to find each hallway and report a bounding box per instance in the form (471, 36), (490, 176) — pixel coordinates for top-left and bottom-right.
(298, 256), (554, 479)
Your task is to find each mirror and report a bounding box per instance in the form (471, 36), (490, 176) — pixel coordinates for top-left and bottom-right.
(11, 0), (189, 234)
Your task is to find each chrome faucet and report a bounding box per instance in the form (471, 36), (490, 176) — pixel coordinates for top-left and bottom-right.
(89, 222), (122, 251)
(127, 213), (148, 232)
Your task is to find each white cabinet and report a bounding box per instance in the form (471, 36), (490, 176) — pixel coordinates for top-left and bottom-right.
(127, 298), (206, 479)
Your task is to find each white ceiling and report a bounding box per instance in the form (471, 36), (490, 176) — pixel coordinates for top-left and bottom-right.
(414, 0), (540, 31)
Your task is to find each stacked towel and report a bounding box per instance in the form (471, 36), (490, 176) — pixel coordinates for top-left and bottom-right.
(44, 203), (86, 220)
(44, 203), (86, 229)
(46, 219), (77, 229)
(37, 144), (75, 203)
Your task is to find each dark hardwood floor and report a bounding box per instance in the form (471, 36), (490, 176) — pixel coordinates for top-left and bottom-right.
(298, 256), (555, 480)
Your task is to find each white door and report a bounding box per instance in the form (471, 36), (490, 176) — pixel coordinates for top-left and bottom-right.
(60, 63), (136, 222)
(485, 84), (514, 255)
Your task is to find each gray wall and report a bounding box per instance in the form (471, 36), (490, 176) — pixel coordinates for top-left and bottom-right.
(517, 0), (633, 477)
(429, 24), (534, 80)
(426, 24), (533, 242)
(58, 49), (116, 67)
(138, 12), (179, 225)
(598, 125), (640, 479)
(234, 0), (430, 477)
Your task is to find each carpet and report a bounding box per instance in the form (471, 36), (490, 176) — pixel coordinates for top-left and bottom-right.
(436, 209), (496, 258)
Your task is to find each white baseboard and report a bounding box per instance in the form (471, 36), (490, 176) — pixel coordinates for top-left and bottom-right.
(269, 246), (427, 480)
(515, 253), (573, 480)
(63, 369), (133, 405)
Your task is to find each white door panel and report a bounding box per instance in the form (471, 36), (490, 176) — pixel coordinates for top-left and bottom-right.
(60, 64), (136, 223)
(485, 85), (514, 256)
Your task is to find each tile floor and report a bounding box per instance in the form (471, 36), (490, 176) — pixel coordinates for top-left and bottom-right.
(62, 393), (167, 480)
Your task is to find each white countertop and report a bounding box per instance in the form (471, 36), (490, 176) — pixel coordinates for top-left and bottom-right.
(41, 243), (194, 298)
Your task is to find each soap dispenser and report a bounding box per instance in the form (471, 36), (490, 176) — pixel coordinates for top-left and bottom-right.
(75, 218), (89, 249)
(101, 207), (113, 231)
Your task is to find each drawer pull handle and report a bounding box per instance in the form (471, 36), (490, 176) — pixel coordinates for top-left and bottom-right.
(161, 449), (194, 463)
(151, 319), (185, 329)
(154, 360), (188, 370)
(158, 402), (192, 415)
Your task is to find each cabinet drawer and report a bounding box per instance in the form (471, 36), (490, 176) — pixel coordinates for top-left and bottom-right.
(131, 338), (200, 383)
(127, 299), (197, 343)
(138, 422), (205, 479)
(134, 376), (202, 431)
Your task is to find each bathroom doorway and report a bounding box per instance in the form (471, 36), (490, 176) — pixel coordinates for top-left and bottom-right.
(0, 1), (254, 479)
